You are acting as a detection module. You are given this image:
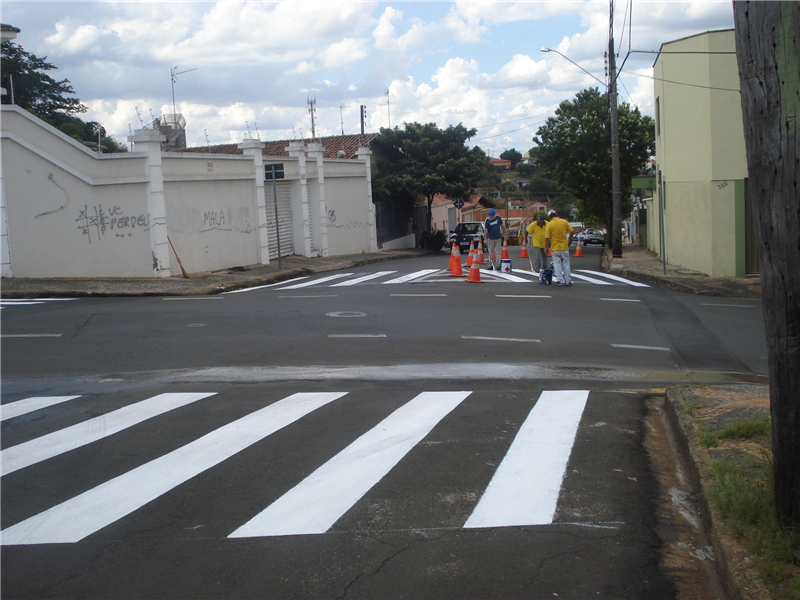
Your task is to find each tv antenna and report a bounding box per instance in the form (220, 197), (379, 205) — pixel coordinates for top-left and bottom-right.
(246, 121), (252, 138)
(386, 89), (390, 127)
(135, 107), (145, 128)
(307, 96), (317, 139)
(340, 104), (346, 135)
(171, 66), (197, 118)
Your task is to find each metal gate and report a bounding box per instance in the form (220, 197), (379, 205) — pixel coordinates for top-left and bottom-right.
(265, 181), (294, 260)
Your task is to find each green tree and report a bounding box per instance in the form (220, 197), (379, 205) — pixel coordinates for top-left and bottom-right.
(1, 42), (127, 152)
(533, 87), (654, 236)
(499, 148), (523, 168)
(1, 42), (86, 118)
(374, 122), (486, 232)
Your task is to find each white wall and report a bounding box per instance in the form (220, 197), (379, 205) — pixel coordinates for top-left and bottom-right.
(1, 106), (377, 278)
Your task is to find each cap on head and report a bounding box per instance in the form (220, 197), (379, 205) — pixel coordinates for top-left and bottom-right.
(548, 210), (557, 218)
(488, 208), (496, 217)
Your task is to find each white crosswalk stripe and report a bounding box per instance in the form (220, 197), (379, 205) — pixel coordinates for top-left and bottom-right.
(2, 388), (592, 545)
(1, 396), (82, 422)
(0, 298), (78, 308)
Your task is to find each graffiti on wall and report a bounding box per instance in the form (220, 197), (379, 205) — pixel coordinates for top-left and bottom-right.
(200, 207), (252, 234)
(76, 205), (151, 243)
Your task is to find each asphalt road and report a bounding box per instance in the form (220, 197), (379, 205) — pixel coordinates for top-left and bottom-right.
(1, 247), (767, 599)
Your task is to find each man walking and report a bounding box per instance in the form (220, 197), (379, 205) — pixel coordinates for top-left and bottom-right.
(483, 208), (507, 270)
(526, 214), (550, 272)
(545, 210), (574, 285)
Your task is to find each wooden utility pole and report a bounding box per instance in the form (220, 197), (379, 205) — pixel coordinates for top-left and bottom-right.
(608, 0), (623, 257)
(734, 1), (800, 526)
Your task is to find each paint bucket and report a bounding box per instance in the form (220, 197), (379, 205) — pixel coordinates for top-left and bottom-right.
(500, 258), (512, 273)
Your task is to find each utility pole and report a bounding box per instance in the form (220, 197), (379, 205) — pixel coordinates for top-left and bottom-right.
(360, 105), (365, 146)
(608, 0), (623, 257)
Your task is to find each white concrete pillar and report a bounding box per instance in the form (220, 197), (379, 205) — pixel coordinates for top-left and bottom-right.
(238, 139), (269, 265)
(306, 142), (329, 257)
(128, 129), (171, 277)
(356, 146), (378, 252)
(286, 142), (313, 257)
(1, 160), (12, 278)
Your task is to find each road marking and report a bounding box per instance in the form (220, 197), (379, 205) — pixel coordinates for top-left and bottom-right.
(496, 295), (552, 298)
(224, 277), (309, 293)
(575, 270), (649, 287)
(328, 334), (386, 338)
(1, 392), (347, 545)
(382, 269), (440, 284)
(611, 344), (670, 351)
(162, 297), (224, 300)
(229, 391), (471, 538)
(464, 389), (589, 528)
(0, 298), (76, 304)
(1, 334), (63, 338)
(701, 303), (759, 308)
(1, 396), (82, 422)
(279, 295), (339, 298)
(390, 294), (447, 297)
(1, 393), (217, 476)
(571, 273), (614, 285)
(330, 271), (397, 286)
(278, 274), (354, 289)
(600, 298), (641, 302)
(490, 272), (531, 283)
(0, 302), (45, 307)
(462, 336), (541, 343)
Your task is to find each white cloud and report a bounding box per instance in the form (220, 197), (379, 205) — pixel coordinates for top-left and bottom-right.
(321, 38), (371, 68)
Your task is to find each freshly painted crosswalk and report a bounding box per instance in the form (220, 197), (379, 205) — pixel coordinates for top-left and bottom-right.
(264, 268), (647, 289)
(2, 388), (592, 545)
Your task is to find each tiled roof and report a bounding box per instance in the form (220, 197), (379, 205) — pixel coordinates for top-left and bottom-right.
(175, 133), (377, 159)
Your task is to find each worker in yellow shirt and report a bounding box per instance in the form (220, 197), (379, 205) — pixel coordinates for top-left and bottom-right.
(545, 210), (574, 286)
(525, 215), (549, 272)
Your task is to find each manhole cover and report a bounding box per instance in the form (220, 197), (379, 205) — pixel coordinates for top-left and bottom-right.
(326, 311), (367, 318)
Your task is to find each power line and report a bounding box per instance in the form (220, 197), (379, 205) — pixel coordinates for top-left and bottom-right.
(621, 69), (740, 92)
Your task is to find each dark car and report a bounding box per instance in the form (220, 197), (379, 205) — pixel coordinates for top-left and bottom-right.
(449, 222), (486, 255)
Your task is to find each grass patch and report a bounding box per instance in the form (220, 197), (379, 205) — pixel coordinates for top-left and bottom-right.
(697, 423), (719, 448)
(683, 401), (702, 416)
(706, 450), (800, 598)
(717, 418), (771, 440)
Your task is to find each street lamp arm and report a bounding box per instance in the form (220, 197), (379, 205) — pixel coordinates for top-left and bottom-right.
(540, 48), (607, 88)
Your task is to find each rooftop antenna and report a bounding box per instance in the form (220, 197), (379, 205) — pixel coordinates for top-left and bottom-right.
(128, 124), (133, 151)
(171, 66), (197, 119)
(339, 103), (346, 135)
(246, 121), (252, 139)
(149, 108), (156, 126)
(386, 89), (390, 127)
(307, 96), (317, 139)
(254, 122), (261, 141)
(135, 107), (145, 128)
(292, 127), (297, 140)
(204, 129), (210, 152)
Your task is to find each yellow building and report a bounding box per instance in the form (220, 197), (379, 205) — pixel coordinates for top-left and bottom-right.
(651, 29), (759, 276)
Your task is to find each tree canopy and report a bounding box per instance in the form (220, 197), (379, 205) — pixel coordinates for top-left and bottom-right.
(533, 87), (654, 232)
(499, 148), (523, 167)
(1, 42), (127, 152)
(374, 122), (486, 232)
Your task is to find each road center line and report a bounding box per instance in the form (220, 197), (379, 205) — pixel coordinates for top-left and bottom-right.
(464, 389), (590, 528)
(163, 297), (224, 300)
(1, 393), (217, 476)
(701, 303), (758, 308)
(328, 334), (386, 338)
(390, 294), (447, 297)
(229, 391), (471, 538)
(1, 392), (347, 545)
(496, 295), (552, 298)
(600, 298), (641, 302)
(1, 334), (62, 338)
(462, 336), (541, 343)
(611, 344), (671, 351)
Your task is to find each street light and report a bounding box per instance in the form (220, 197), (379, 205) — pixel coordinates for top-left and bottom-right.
(539, 48), (606, 87)
(540, 45), (622, 256)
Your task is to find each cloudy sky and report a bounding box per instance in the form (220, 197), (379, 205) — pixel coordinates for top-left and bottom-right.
(2, 1), (734, 155)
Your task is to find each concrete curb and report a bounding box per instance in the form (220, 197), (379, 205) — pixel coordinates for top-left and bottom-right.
(664, 387), (771, 600)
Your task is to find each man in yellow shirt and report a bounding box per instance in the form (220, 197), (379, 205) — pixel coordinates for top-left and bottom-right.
(545, 210), (574, 286)
(525, 215), (549, 272)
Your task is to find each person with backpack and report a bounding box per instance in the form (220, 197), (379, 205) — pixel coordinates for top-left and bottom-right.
(545, 210), (574, 285)
(483, 208), (508, 270)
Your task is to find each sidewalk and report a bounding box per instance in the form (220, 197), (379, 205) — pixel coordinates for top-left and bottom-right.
(1, 243), (774, 598)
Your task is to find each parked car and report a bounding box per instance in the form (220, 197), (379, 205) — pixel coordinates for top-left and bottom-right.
(574, 228), (605, 246)
(450, 222), (486, 255)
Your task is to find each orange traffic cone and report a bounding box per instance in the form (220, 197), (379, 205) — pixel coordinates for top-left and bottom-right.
(475, 238), (486, 264)
(501, 238), (510, 260)
(448, 241), (460, 270)
(519, 236), (529, 258)
(465, 255), (483, 283)
(466, 239), (475, 267)
(449, 248), (464, 277)
(574, 239), (583, 257)
(547, 246), (552, 257)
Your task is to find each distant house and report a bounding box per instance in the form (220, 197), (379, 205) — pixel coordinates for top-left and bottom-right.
(651, 29), (758, 276)
(489, 158), (512, 171)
